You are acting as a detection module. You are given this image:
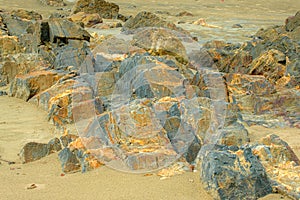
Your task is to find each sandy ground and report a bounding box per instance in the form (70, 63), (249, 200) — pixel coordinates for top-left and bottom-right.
(0, 0), (299, 199)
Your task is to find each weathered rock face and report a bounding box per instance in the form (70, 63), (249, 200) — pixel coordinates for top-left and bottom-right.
(131, 28), (188, 63)
(71, 0), (119, 19)
(19, 138), (61, 163)
(285, 11), (300, 32)
(252, 134), (300, 199)
(122, 11), (188, 35)
(9, 70), (62, 101)
(200, 145), (272, 200)
(68, 12), (103, 28)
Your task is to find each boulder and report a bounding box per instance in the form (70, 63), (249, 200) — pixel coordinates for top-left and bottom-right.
(68, 12), (103, 27)
(58, 148), (81, 173)
(200, 145), (272, 200)
(0, 36), (23, 58)
(9, 70), (62, 101)
(131, 28), (188, 63)
(285, 11), (300, 32)
(71, 0), (119, 19)
(19, 138), (61, 163)
(0, 12), (33, 36)
(10, 9), (42, 21)
(252, 134), (300, 199)
(122, 11), (189, 35)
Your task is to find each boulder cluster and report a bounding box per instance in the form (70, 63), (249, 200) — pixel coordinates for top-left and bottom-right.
(0, 1), (299, 199)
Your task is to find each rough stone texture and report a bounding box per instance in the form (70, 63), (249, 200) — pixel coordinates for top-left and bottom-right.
(19, 138), (61, 163)
(0, 12), (33, 36)
(200, 145), (272, 200)
(68, 12), (103, 28)
(0, 53), (46, 84)
(122, 11), (189, 35)
(285, 11), (300, 32)
(10, 9), (42, 21)
(131, 28), (188, 63)
(71, 0), (119, 19)
(252, 134), (300, 199)
(58, 148), (81, 173)
(0, 36), (23, 58)
(9, 70), (62, 101)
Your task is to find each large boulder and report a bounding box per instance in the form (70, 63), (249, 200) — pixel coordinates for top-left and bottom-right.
(9, 70), (62, 101)
(71, 0), (119, 19)
(252, 134), (300, 199)
(200, 145), (272, 200)
(122, 11), (189, 35)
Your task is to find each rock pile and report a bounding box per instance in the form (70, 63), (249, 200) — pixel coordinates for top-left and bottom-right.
(0, 4), (299, 199)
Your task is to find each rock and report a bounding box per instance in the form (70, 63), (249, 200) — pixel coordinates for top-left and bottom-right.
(0, 91), (7, 96)
(71, 0), (119, 19)
(19, 138), (61, 163)
(200, 145), (272, 200)
(122, 11), (188, 35)
(0, 12), (33, 36)
(39, 0), (65, 7)
(9, 70), (62, 101)
(68, 12), (103, 27)
(285, 11), (300, 32)
(248, 49), (286, 83)
(58, 148), (80, 173)
(0, 36), (23, 58)
(176, 11), (193, 17)
(10, 9), (42, 21)
(252, 134), (300, 199)
(0, 53), (45, 84)
(38, 18), (91, 44)
(232, 24), (243, 28)
(131, 28), (188, 63)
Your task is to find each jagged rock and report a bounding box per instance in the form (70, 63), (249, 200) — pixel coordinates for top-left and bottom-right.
(0, 91), (7, 96)
(71, 0), (119, 19)
(0, 36), (23, 58)
(252, 134), (300, 199)
(248, 49), (286, 83)
(200, 145), (272, 200)
(285, 11), (300, 32)
(58, 148), (80, 173)
(0, 53), (46, 84)
(131, 28), (188, 63)
(68, 12), (103, 27)
(29, 18), (91, 46)
(10, 9), (42, 21)
(122, 11), (189, 35)
(19, 138), (61, 163)
(0, 12), (33, 36)
(39, 0), (65, 7)
(9, 70), (62, 101)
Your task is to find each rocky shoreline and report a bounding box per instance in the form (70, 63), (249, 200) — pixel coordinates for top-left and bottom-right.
(0, 0), (299, 199)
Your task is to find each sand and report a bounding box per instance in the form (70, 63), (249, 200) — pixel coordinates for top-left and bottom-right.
(0, 0), (299, 199)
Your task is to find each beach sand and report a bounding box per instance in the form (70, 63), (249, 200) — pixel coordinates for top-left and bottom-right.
(0, 0), (299, 199)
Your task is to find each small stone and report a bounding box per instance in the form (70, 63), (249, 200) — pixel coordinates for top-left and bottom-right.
(232, 24), (243, 28)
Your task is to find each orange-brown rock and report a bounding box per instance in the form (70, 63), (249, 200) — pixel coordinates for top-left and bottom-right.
(68, 12), (103, 28)
(9, 70), (62, 101)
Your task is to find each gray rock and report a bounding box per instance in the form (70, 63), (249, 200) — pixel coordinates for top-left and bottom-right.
(19, 138), (61, 163)
(58, 148), (80, 173)
(200, 145), (272, 200)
